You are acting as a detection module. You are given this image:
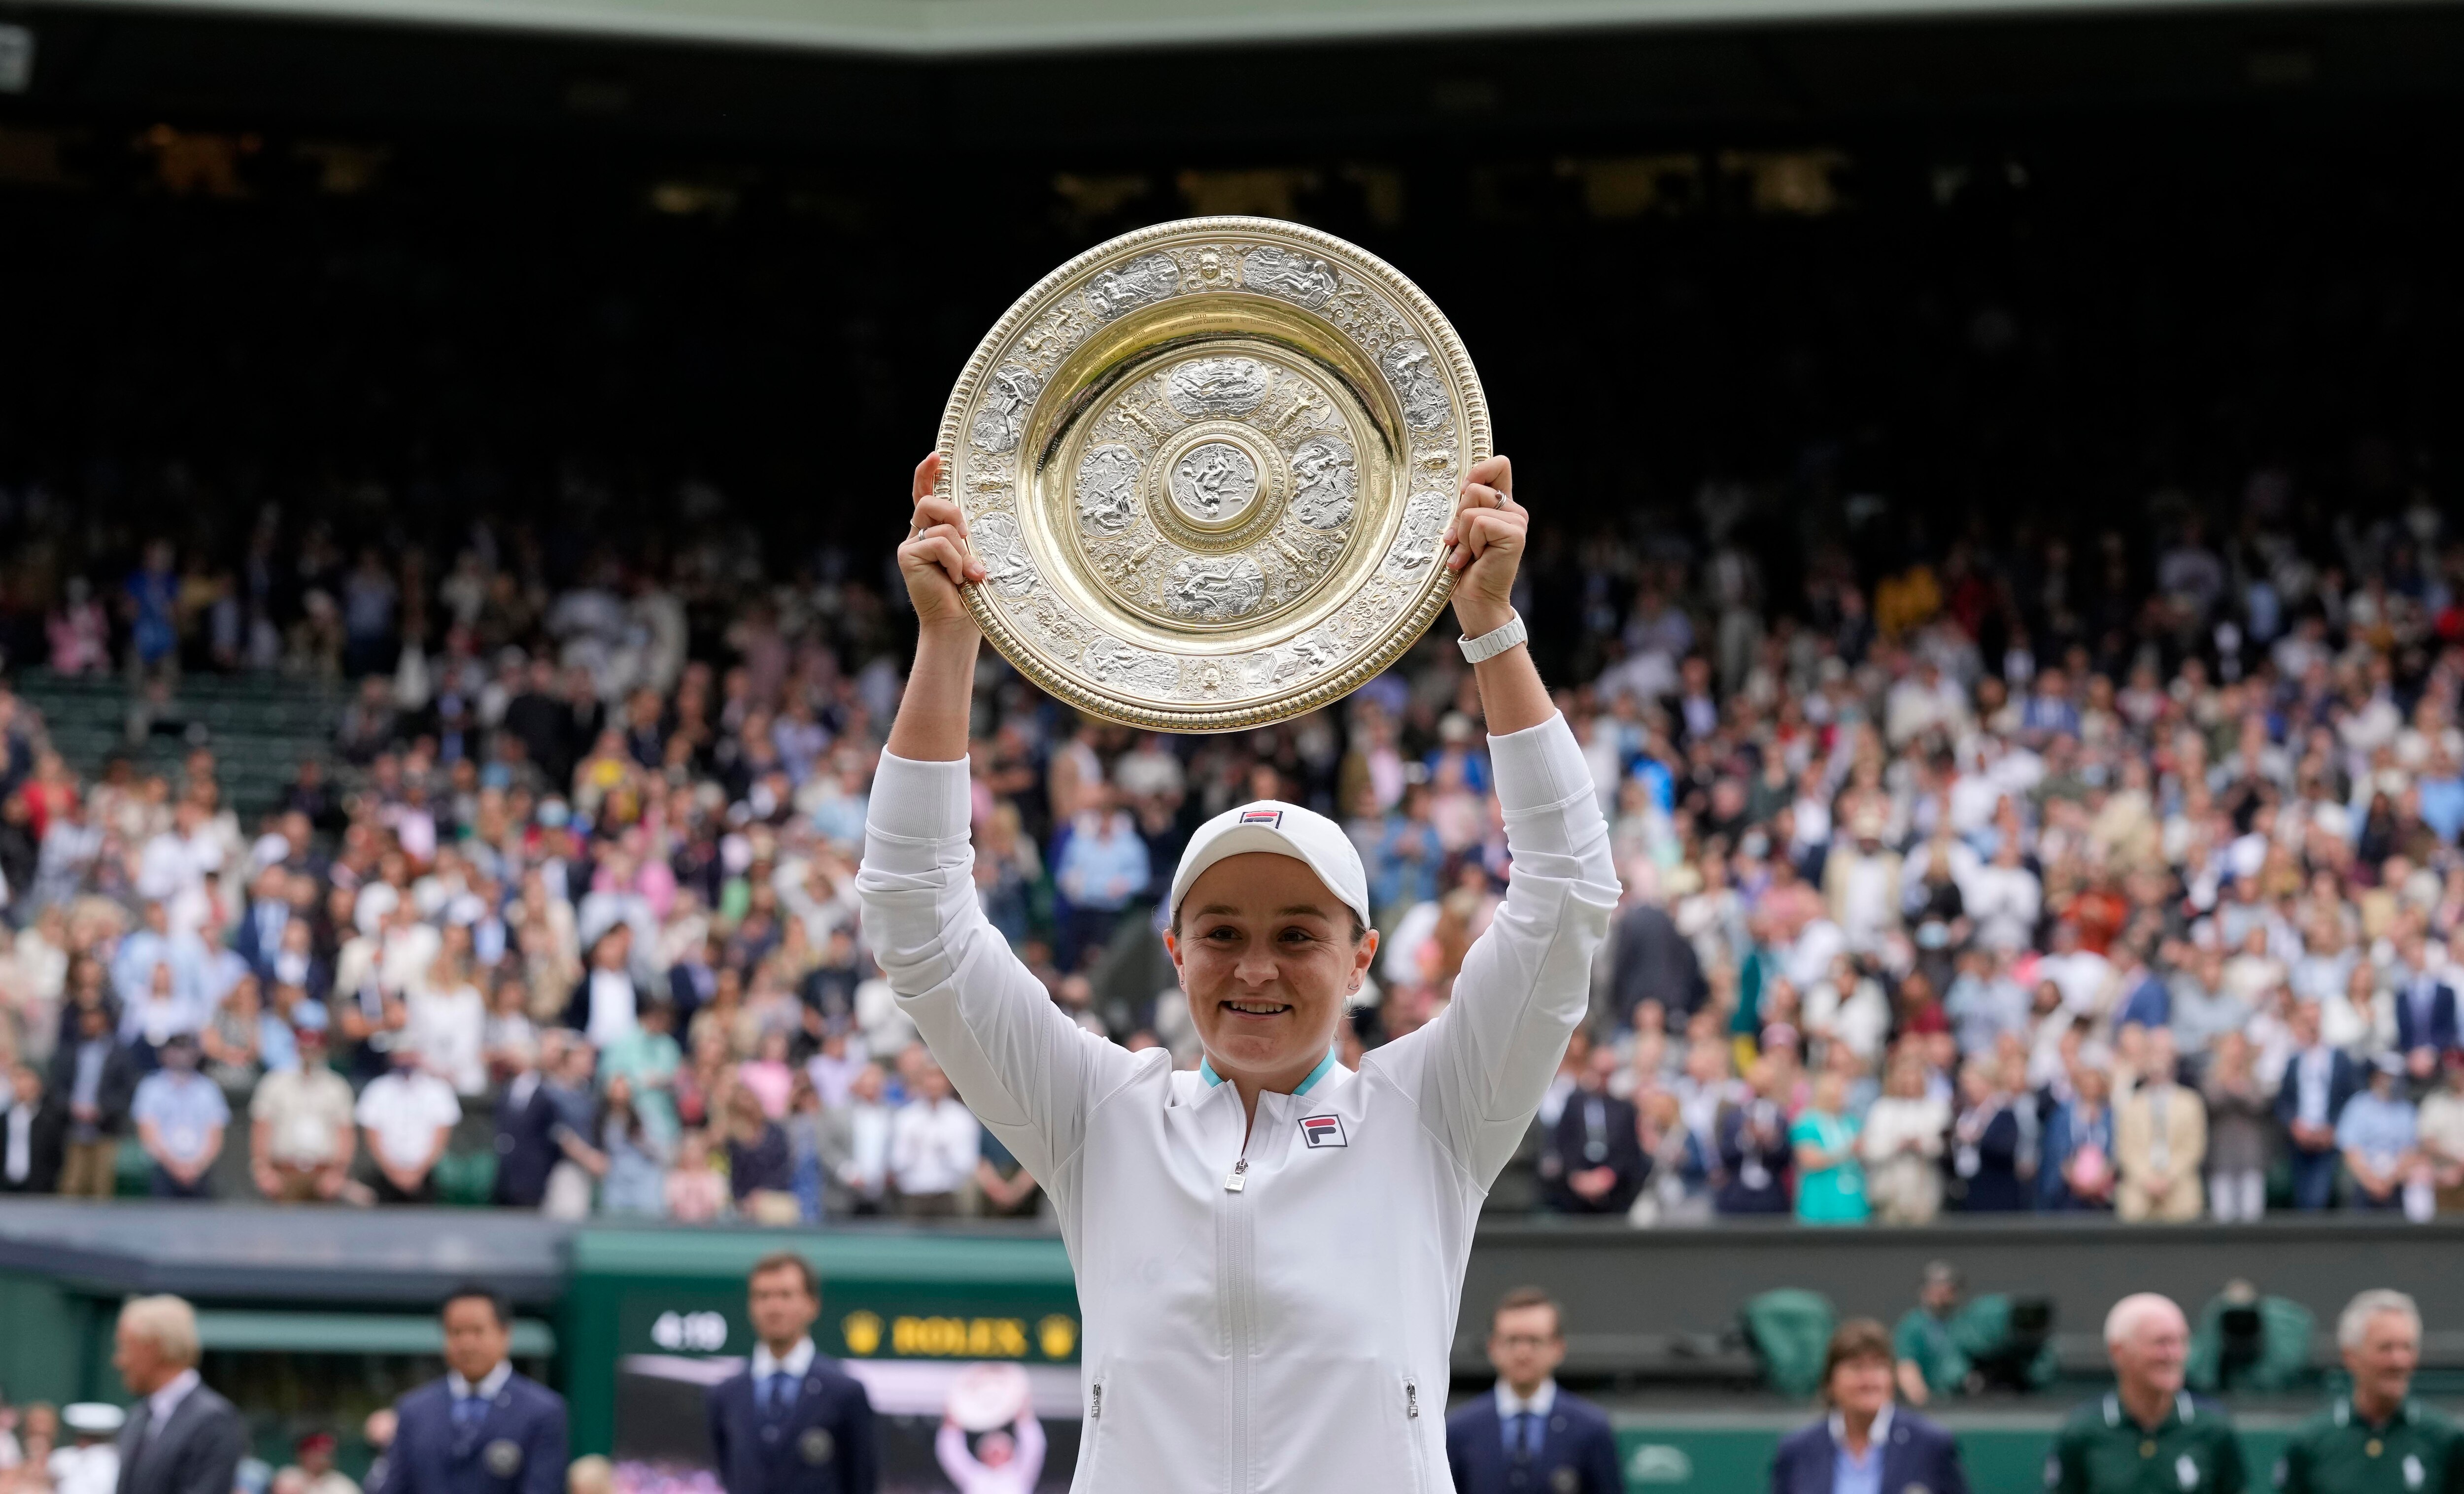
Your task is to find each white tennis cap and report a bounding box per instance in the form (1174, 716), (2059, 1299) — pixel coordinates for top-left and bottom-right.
(1169, 800), (1371, 929)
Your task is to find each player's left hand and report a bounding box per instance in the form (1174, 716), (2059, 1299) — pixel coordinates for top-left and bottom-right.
(1445, 454), (1524, 638)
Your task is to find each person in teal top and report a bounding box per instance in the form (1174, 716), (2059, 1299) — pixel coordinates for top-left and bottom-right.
(1791, 1071), (1869, 1223)
(599, 999), (684, 1141)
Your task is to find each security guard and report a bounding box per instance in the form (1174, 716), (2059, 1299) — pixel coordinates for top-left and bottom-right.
(705, 1252), (877, 1494)
(2279, 1290), (2464, 1494)
(2049, 1294), (2245, 1494)
(375, 1287), (567, 1494)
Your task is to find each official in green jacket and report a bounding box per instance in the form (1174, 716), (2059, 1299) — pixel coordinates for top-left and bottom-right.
(2049, 1294), (2245, 1494)
(2278, 1290), (2464, 1494)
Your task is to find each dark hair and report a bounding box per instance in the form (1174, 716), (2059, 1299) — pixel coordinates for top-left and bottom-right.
(749, 1251), (819, 1299)
(1821, 1318), (1894, 1399)
(442, 1284), (511, 1328)
(1490, 1286), (1563, 1338)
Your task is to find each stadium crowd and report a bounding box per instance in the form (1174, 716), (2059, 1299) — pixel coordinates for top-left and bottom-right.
(0, 477), (2462, 1228)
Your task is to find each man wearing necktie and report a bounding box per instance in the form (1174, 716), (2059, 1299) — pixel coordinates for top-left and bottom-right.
(705, 1253), (877, 1494)
(374, 1287), (567, 1494)
(1447, 1289), (1623, 1494)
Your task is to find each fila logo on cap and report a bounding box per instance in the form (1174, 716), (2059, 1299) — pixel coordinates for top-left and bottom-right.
(1239, 809), (1284, 829)
(1299, 1114), (1346, 1148)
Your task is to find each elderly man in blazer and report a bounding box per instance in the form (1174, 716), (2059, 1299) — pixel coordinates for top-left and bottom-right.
(706, 1252), (877, 1494)
(1447, 1288), (1623, 1494)
(1771, 1320), (1969, 1494)
(113, 1295), (247, 1494)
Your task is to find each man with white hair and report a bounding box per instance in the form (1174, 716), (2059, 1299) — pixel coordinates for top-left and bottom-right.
(110, 1294), (247, 1494)
(2278, 1290), (2464, 1493)
(2046, 1293), (2245, 1493)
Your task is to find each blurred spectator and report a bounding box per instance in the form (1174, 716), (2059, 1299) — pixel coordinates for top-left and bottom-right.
(1052, 785), (1148, 970)
(44, 1003), (134, 1198)
(1861, 1048), (1949, 1224)
(2115, 1030), (2205, 1222)
(1541, 1045), (1647, 1216)
(889, 1059), (980, 1218)
(2044, 1064), (2117, 1213)
(597, 1076), (670, 1217)
(1790, 1071), (1868, 1225)
(1714, 1058), (1793, 1215)
(2199, 1032), (2272, 1223)
(355, 1051), (460, 1204)
(130, 1033), (224, 1197)
(2278, 1004), (2362, 1212)
(2338, 1054), (2428, 1219)
(721, 1085), (792, 1222)
(2, 1061), (51, 1192)
(248, 1025), (355, 1201)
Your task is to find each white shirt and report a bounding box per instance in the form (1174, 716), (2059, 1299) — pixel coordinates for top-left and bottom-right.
(4, 1099), (34, 1184)
(50, 1442), (120, 1494)
(148, 1368), (202, 1433)
(585, 967), (638, 1047)
(751, 1336), (816, 1381)
(1492, 1378), (1558, 1422)
(407, 981), (490, 1095)
(890, 1097), (982, 1197)
(856, 712), (1616, 1494)
(447, 1360), (513, 1403)
(355, 1070), (464, 1169)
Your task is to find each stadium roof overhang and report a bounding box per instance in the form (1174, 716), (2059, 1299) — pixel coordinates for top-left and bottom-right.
(18, 0), (2396, 57)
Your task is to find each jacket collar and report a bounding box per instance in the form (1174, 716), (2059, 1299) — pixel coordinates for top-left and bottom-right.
(1198, 1049), (1340, 1096)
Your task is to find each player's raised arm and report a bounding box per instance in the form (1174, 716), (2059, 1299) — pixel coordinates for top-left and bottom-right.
(858, 453), (1134, 1182)
(1408, 456), (1621, 1182)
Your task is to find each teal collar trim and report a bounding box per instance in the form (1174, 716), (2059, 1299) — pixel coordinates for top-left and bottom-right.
(1199, 1049), (1341, 1096)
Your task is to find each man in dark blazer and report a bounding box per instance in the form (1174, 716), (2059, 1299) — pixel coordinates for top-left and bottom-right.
(707, 1252), (877, 1494)
(112, 1294), (247, 1494)
(2274, 1004), (2363, 1212)
(2393, 935), (2461, 1080)
(491, 1035), (565, 1209)
(1608, 901), (1708, 1027)
(1447, 1288), (1623, 1494)
(375, 1287), (566, 1494)
(1770, 1319), (1970, 1494)
(1540, 1046), (1650, 1216)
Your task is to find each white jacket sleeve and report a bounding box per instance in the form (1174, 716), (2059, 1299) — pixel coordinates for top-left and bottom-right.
(854, 752), (1139, 1185)
(1395, 712), (1619, 1186)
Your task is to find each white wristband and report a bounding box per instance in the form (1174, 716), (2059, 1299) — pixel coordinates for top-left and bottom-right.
(1457, 611), (1528, 664)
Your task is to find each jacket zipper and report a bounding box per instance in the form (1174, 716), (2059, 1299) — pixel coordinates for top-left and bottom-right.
(1082, 1378), (1104, 1486)
(1221, 1131), (1255, 1491)
(1402, 1377), (1430, 1492)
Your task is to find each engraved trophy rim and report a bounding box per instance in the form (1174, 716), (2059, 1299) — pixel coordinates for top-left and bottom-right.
(935, 215), (1488, 733)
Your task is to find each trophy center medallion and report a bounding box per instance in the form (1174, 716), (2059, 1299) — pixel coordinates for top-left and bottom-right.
(1168, 439), (1263, 529)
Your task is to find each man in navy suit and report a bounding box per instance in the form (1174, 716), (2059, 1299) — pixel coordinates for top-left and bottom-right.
(1770, 1319), (1970, 1494)
(375, 1286), (567, 1494)
(1446, 1288), (1623, 1494)
(2394, 932), (2461, 1081)
(706, 1252), (878, 1494)
(2274, 1002), (2363, 1211)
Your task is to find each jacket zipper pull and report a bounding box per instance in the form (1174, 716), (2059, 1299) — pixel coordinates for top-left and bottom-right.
(1406, 1379), (1420, 1420)
(1224, 1157), (1249, 1192)
(1090, 1382), (1102, 1419)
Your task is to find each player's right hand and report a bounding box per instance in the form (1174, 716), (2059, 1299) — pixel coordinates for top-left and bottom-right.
(898, 453), (987, 634)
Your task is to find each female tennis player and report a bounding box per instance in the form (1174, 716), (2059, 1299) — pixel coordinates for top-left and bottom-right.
(857, 451), (1617, 1493)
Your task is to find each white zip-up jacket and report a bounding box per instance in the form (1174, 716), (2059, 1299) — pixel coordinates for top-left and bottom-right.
(856, 712), (1618, 1494)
